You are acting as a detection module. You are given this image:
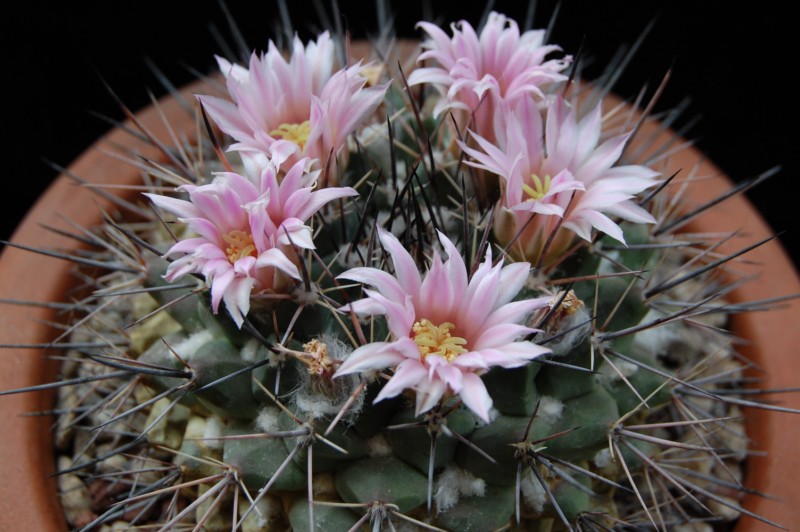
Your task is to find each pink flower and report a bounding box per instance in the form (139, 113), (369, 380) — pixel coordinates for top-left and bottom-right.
(333, 228), (551, 422)
(145, 158), (357, 327)
(196, 32), (388, 177)
(242, 154), (359, 249)
(408, 11), (569, 141)
(461, 98), (660, 263)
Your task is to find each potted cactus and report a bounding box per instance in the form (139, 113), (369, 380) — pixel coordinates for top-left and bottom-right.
(2, 5), (798, 531)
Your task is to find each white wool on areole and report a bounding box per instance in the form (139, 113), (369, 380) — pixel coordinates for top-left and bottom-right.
(521, 470), (548, 513)
(434, 465), (487, 514)
(366, 433), (393, 457)
(537, 395), (565, 424)
(256, 406), (282, 433)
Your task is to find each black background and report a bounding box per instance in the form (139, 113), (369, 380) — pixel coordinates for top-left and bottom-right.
(5, 1), (797, 267)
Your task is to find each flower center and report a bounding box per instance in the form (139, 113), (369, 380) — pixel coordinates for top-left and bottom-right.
(412, 319), (468, 362)
(222, 230), (257, 264)
(270, 120), (312, 151)
(522, 174), (552, 201)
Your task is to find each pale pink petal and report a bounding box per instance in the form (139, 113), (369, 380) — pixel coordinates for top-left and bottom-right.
(334, 341), (411, 378)
(255, 248), (301, 280)
(164, 256), (198, 281)
(474, 343), (547, 369)
(286, 186), (358, 222)
(575, 134), (629, 183)
(512, 201), (564, 216)
(375, 358), (428, 402)
(209, 267), (235, 313)
(277, 218), (314, 249)
(338, 267), (407, 304)
(378, 228), (422, 296)
(414, 377), (448, 417)
(472, 323), (535, 351)
(216, 55), (249, 83)
(145, 193), (200, 219)
(341, 298), (387, 318)
(604, 201), (657, 224)
(223, 276), (255, 328)
(479, 297), (551, 333)
(195, 94), (252, 141)
(163, 237), (208, 257)
(601, 165), (660, 182)
(492, 341), (551, 363)
(458, 261), (502, 328)
(361, 289), (415, 340)
(233, 256), (257, 277)
(460, 373), (493, 423)
(494, 261), (530, 309)
(432, 363), (464, 392)
(448, 352), (489, 370)
(439, 230), (469, 296)
(566, 210), (625, 243)
(407, 66), (454, 87)
(417, 250), (454, 322)
(573, 103), (602, 164)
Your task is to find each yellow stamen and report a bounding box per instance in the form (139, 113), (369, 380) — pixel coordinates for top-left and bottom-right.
(359, 64), (383, 87)
(222, 230), (257, 264)
(412, 319), (468, 363)
(522, 174), (552, 201)
(270, 120), (312, 151)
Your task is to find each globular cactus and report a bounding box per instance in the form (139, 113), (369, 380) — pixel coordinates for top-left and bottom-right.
(3, 7), (797, 532)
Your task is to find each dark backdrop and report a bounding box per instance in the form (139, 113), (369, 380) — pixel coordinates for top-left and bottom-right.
(5, 1), (797, 267)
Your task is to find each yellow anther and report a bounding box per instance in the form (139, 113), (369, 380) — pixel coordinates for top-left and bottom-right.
(270, 120), (312, 151)
(359, 64), (384, 87)
(222, 230), (257, 264)
(412, 319), (468, 362)
(522, 174), (552, 201)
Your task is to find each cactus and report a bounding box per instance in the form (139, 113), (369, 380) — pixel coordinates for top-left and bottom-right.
(2, 6), (797, 532)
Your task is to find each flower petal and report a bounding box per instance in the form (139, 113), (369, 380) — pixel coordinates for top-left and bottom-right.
(414, 377), (448, 417)
(375, 357), (429, 403)
(335, 340), (412, 378)
(460, 372), (493, 423)
(378, 228), (422, 297)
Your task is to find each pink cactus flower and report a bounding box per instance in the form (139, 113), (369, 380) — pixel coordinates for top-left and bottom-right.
(461, 98), (660, 263)
(333, 228), (551, 422)
(196, 32), (388, 178)
(408, 11), (569, 141)
(145, 158), (357, 327)
(241, 154), (360, 249)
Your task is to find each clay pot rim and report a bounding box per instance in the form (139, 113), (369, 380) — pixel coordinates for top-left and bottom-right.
(1, 76), (798, 530)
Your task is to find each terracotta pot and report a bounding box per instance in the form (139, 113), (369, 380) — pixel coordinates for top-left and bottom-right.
(0, 78), (209, 530)
(617, 95), (800, 530)
(1, 80), (798, 532)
